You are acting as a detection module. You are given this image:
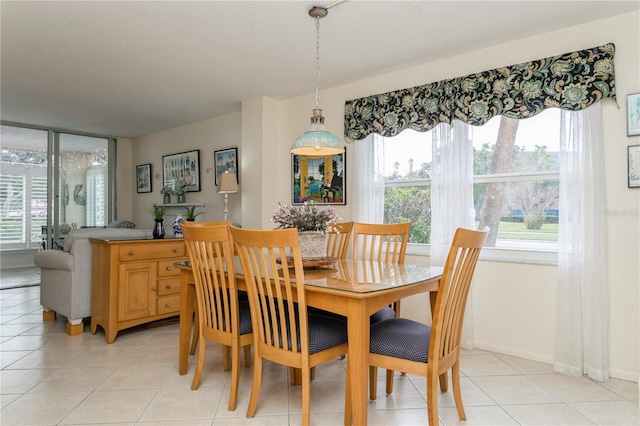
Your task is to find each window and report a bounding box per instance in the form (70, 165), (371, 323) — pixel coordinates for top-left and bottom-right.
(378, 108), (561, 257)
(0, 161), (47, 250)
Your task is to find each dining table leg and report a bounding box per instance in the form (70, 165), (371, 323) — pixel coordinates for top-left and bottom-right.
(345, 298), (368, 425)
(179, 271), (195, 376)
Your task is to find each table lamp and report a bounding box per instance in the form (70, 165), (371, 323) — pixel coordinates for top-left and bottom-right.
(217, 172), (238, 220)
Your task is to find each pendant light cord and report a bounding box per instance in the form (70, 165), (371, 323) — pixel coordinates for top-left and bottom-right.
(315, 15), (321, 110)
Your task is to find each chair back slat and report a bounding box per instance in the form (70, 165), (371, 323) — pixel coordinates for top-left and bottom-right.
(326, 221), (353, 259)
(429, 228), (487, 365)
(352, 222), (410, 264)
(230, 227), (309, 357)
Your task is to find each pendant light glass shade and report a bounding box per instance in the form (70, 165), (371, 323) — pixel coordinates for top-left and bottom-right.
(291, 108), (344, 156)
(291, 7), (344, 156)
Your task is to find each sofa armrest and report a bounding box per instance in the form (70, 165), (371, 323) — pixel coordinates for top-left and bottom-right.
(34, 250), (73, 271)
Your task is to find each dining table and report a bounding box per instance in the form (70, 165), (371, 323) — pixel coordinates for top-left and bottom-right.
(175, 258), (443, 426)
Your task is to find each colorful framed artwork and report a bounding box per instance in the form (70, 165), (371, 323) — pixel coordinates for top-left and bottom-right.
(292, 148), (346, 205)
(162, 149), (200, 192)
(136, 163), (152, 193)
(628, 145), (640, 188)
(628, 93), (640, 136)
(214, 147), (239, 186)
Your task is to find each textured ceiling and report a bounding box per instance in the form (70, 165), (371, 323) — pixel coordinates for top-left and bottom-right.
(1, 0), (638, 141)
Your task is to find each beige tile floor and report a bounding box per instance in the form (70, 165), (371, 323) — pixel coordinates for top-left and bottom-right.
(1, 283), (638, 425)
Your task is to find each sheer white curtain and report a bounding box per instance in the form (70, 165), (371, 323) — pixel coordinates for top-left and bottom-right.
(555, 103), (609, 381)
(352, 135), (385, 223)
(430, 122), (476, 348)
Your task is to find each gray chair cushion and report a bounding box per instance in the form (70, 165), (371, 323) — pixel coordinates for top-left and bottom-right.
(238, 301), (253, 335)
(261, 305), (348, 354)
(369, 306), (396, 324)
(370, 317), (431, 363)
(308, 305), (396, 324)
(307, 314), (348, 354)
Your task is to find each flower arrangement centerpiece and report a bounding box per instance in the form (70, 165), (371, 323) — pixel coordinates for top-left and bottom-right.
(272, 201), (340, 260)
(184, 205), (204, 221)
(160, 185), (173, 204)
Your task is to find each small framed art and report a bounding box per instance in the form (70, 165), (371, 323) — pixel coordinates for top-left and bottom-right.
(292, 148), (346, 205)
(214, 148), (239, 186)
(136, 164), (152, 193)
(627, 93), (640, 137)
(628, 145), (640, 188)
(162, 149), (200, 192)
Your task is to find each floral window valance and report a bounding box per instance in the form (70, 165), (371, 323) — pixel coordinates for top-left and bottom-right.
(344, 43), (616, 140)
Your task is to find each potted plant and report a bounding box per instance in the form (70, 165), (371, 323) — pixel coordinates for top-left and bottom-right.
(160, 185), (173, 204)
(271, 201), (340, 259)
(173, 182), (187, 203)
(146, 204), (166, 239)
(184, 205), (204, 221)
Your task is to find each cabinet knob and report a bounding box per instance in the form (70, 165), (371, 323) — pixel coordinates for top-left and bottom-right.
(151, 287), (156, 292)
(128, 251), (134, 256)
(166, 266), (172, 271)
(165, 284), (171, 289)
(173, 248), (179, 253)
(165, 303), (171, 308)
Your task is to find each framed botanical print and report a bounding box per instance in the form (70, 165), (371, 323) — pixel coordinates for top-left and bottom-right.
(627, 93), (640, 136)
(136, 164), (152, 193)
(628, 145), (640, 188)
(162, 149), (200, 192)
(214, 147), (239, 186)
(292, 149), (346, 205)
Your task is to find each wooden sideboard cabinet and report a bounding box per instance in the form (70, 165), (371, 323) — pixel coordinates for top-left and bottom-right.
(90, 237), (187, 343)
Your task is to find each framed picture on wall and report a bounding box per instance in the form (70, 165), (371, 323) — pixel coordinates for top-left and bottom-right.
(291, 148), (346, 205)
(629, 145), (640, 188)
(136, 164), (152, 193)
(214, 147), (239, 186)
(628, 93), (640, 136)
(162, 149), (200, 192)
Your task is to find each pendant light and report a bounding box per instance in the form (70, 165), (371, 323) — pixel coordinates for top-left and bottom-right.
(291, 6), (345, 156)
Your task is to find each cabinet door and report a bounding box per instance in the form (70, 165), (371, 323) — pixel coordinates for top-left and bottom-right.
(118, 261), (157, 322)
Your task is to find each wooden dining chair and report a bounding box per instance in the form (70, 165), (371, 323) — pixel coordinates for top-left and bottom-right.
(180, 222), (252, 411)
(184, 221), (233, 356)
(363, 227), (488, 426)
(229, 226), (348, 426)
(326, 221), (354, 259)
(352, 221), (411, 398)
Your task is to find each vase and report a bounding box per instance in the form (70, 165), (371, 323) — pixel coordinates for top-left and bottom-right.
(153, 219), (165, 239)
(163, 193), (171, 204)
(173, 215), (184, 238)
(297, 231), (328, 260)
(177, 193), (185, 204)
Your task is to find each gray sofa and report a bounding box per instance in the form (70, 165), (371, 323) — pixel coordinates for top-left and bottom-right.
(34, 227), (152, 335)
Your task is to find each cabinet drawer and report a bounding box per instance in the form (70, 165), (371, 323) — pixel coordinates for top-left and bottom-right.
(119, 243), (185, 262)
(158, 259), (185, 277)
(157, 295), (180, 315)
(158, 276), (181, 296)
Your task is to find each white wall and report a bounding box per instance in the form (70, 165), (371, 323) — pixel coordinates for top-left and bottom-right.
(130, 112), (242, 228)
(130, 11), (639, 381)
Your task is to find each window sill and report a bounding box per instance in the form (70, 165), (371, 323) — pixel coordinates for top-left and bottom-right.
(406, 243), (558, 266)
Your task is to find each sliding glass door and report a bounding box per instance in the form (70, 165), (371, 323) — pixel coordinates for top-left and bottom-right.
(1, 124), (115, 251)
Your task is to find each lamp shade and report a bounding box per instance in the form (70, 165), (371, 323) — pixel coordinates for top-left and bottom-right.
(291, 108), (344, 156)
(217, 172), (238, 193)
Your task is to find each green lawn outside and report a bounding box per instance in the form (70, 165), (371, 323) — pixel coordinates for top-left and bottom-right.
(495, 221), (558, 241)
